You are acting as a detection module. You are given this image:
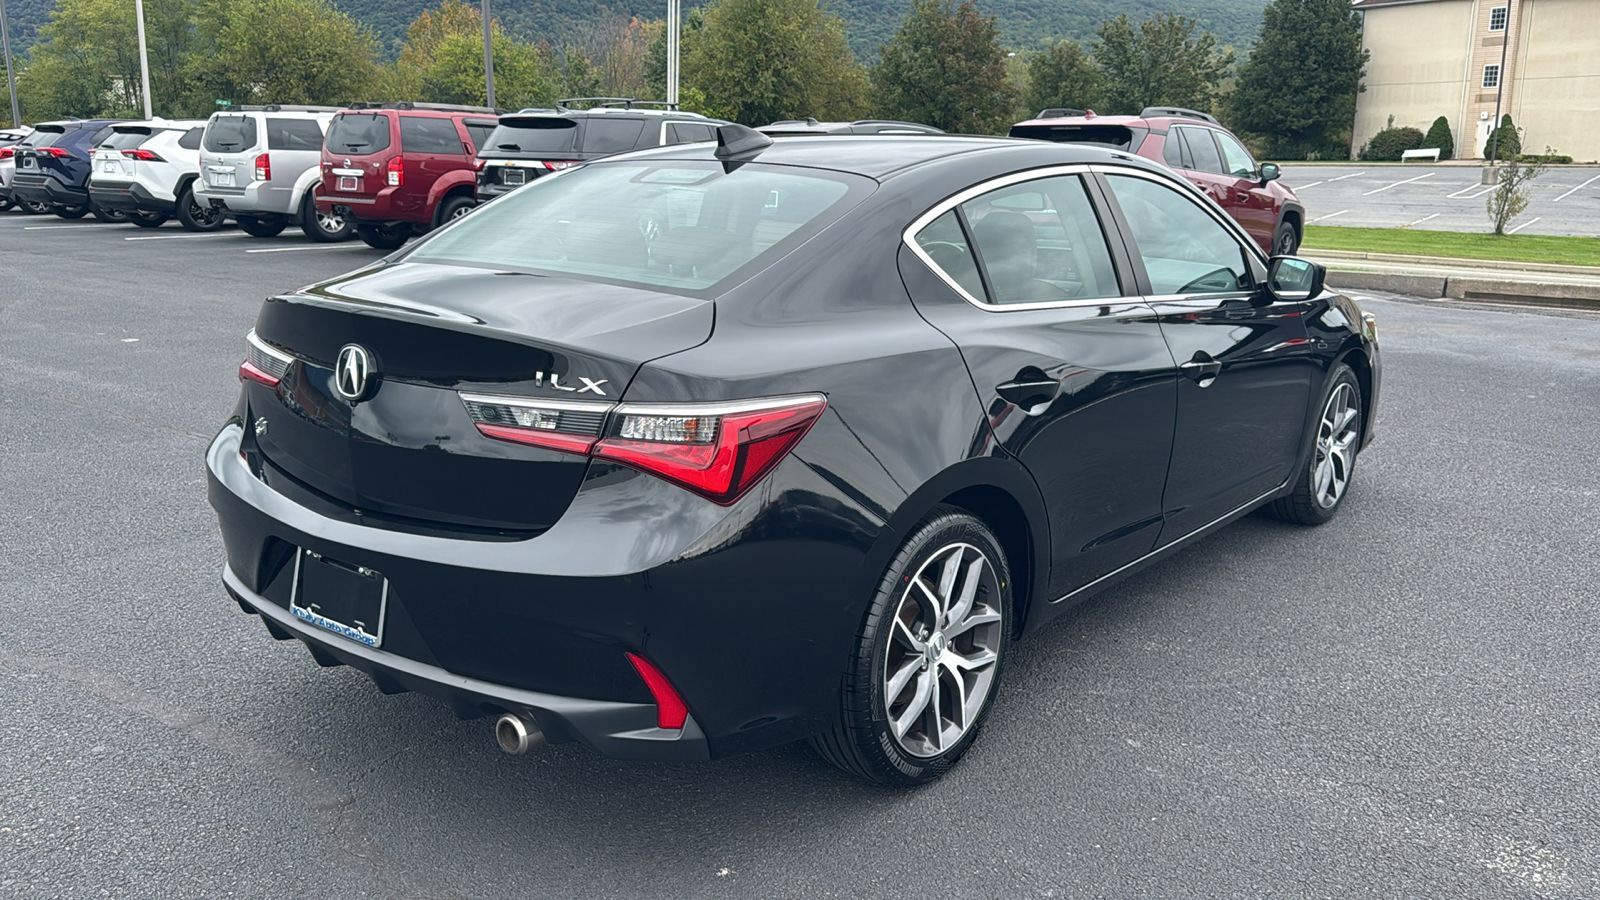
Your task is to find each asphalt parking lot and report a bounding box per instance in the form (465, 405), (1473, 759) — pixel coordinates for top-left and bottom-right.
(3, 215), (1599, 899)
(1279, 164), (1600, 237)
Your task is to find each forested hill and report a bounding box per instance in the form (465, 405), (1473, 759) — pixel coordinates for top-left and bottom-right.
(5, 0), (1269, 60)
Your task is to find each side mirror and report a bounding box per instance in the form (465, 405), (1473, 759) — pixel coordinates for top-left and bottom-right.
(1266, 255), (1325, 302)
(1258, 162), (1281, 185)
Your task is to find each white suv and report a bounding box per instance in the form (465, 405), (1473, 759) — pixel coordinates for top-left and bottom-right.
(87, 119), (208, 228)
(195, 105), (352, 241)
(1, 126), (37, 213)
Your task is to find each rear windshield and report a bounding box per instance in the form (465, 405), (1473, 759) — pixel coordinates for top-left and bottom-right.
(21, 128), (68, 149)
(101, 129), (155, 150)
(266, 117), (326, 151)
(1008, 123), (1143, 151)
(479, 118), (579, 158)
(326, 113), (392, 155)
(205, 116), (258, 152)
(408, 160), (871, 292)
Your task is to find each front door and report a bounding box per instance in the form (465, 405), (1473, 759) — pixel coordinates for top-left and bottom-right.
(899, 169), (1178, 599)
(1097, 170), (1318, 544)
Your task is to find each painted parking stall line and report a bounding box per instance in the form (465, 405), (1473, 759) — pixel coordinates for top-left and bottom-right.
(244, 245), (375, 254)
(1507, 216), (1543, 234)
(1329, 171), (1365, 181)
(1364, 172), (1435, 195)
(1448, 183), (1498, 199)
(1403, 214), (1440, 228)
(1309, 210), (1349, 222)
(19, 224), (106, 230)
(124, 232), (240, 241)
(1554, 174), (1600, 202)
(1296, 180), (1325, 189)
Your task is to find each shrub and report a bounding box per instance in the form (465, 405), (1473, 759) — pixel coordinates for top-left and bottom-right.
(1361, 126), (1425, 161)
(1484, 114), (1521, 161)
(1422, 115), (1454, 160)
(1521, 152), (1572, 164)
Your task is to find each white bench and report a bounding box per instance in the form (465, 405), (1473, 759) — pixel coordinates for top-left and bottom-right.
(1402, 148), (1441, 162)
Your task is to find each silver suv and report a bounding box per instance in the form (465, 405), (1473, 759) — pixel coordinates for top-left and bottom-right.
(195, 105), (352, 241)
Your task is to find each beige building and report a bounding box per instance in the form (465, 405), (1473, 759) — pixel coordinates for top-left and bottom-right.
(1352, 0), (1600, 162)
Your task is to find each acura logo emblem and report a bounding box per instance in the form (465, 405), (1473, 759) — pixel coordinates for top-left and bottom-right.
(335, 344), (375, 402)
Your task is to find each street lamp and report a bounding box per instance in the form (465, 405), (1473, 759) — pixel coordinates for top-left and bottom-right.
(481, 0), (496, 108)
(666, 0), (679, 108)
(135, 0), (152, 118)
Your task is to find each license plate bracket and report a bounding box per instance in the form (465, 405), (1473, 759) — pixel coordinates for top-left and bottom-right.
(212, 170), (235, 187)
(288, 548), (387, 648)
(337, 175), (359, 192)
(502, 169), (524, 186)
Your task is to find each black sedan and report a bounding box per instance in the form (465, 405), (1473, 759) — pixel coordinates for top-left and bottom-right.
(208, 125), (1380, 785)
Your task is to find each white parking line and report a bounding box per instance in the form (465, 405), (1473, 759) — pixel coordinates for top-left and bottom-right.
(1507, 216), (1542, 234)
(1448, 183), (1497, 199)
(244, 244), (374, 253)
(1295, 180), (1325, 189)
(1309, 209), (1349, 222)
(1364, 172), (1435, 195)
(1402, 213), (1440, 228)
(1553, 174), (1600, 202)
(1329, 171), (1365, 181)
(124, 232), (239, 241)
(20, 223), (105, 230)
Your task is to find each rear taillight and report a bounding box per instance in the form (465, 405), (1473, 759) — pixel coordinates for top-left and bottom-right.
(541, 161), (577, 170)
(626, 653), (689, 730)
(122, 149), (165, 162)
(386, 156), (403, 186)
(239, 330), (293, 388)
(254, 152), (270, 181)
(0, 148), (12, 160)
(472, 158), (485, 171)
(460, 392), (828, 505)
(41, 147), (71, 158)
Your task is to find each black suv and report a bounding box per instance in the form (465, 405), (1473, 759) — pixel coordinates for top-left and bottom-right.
(475, 99), (728, 201)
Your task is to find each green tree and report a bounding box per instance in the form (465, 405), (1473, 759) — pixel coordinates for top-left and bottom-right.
(1422, 116), (1454, 160)
(1091, 13), (1232, 116)
(422, 30), (552, 108)
(1021, 39), (1102, 117)
(194, 0), (381, 108)
(1485, 113), (1521, 161)
(1486, 150), (1546, 234)
(557, 46), (603, 100)
(1229, 0), (1365, 159)
(684, 0), (868, 124)
(18, 0), (197, 119)
(872, 0), (1017, 134)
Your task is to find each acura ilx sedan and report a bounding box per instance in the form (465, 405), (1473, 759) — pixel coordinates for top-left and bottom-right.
(208, 125), (1380, 785)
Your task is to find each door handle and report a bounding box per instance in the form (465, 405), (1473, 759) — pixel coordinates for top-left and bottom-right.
(1180, 352), (1222, 388)
(997, 367), (1061, 410)
(1236, 193), (1251, 202)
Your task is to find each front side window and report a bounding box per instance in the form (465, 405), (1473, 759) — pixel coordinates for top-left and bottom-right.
(400, 116), (465, 155)
(407, 161), (868, 292)
(1215, 132), (1257, 178)
(959, 175), (1121, 305)
(1489, 6), (1507, 30)
(1483, 64), (1501, 89)
(1105, 173), (1252, 295)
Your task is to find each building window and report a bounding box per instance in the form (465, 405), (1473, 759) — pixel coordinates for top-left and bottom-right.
(1489, 6), (1508, 31)
(1483, 64), (1501, 89)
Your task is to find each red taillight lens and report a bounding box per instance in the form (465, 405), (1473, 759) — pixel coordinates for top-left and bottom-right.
(0, 148), (13, 160)
(460, 392), (827, 505)
(386, 156), (403, 186)
(595, 396), (827, 505)
(122, 149), (165, 162)
(626, 653), (689, 730)
(254, 152), (270, 181)
(541, 160), (577, 170)
(41, 147), (71, 158)
(239, 330), (292, 388)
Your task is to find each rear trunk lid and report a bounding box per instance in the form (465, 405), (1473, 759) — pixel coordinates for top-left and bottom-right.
(14, 124), (77, 183)
(476, 116), (588, 188)
(92, 126), (153, 183)
(200, 114), (261, 192)
(247, 261), (711, 533)
(321, 111), (394, 202)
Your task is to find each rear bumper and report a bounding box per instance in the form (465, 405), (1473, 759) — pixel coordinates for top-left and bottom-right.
(11, 173), (86, 208)
(91, 182), (175, 215)
(197, 179), (296, 216)
(317, 184), (426, 226)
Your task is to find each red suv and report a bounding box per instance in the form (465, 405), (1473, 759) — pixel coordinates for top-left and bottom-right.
(1010, 107), (1303, 255)
(317, 103), (500, 249)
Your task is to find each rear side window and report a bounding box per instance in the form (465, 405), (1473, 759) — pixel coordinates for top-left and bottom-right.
(178, 127), (205, 151)
(581, 118), (646, 154)
(481, 119), (579, 156)
(409, 161), (867, 292)
(87, 126), (115, 147)
(266, 118), (325, 151)
(1177, 127), (1224, 175)
(325, 113), (392, 155)
(205, 116), (258, 152)
(666, 122), (714, 145)
(912, 211), (986, 300)
(464, 121), (497, 151)
(1162, 133), (1188, 168)
(101, 130), (153, 151)
(400, 116), (465, 155)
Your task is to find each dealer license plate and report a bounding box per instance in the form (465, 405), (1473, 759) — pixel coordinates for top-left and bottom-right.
(337, 175), (359, 192)
(20, 156), (34, 169)
(288, 548), (387, 648)
(502, 168), (524, 186)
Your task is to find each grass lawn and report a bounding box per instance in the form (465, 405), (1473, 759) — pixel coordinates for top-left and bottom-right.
(1303, 226), (1600, 267)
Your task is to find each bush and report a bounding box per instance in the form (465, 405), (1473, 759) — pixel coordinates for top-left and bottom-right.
(1422, 115), (1454, 160)
(1361, 126), (1425, 161)
(1521, 152), (1572, 164)
(1484, 114), (1521, 161)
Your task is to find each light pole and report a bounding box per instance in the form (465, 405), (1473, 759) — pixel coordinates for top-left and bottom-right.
(666, 0), (679, 108)
(1487, 0), (1512, 163)
(481, 0), (496, 108)
(0, 0), (21, 128)
(134, 0), (152, 118)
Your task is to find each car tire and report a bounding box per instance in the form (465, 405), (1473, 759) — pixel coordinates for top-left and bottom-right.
(356, 223), (409, 250)
(175, 185), (224, 231)
(20, 199), (51, 214)
(301, 194), (352, 242)
(811, 506), (1011, 785)
(0, 194), (14, 212)
(1272, 219), (1300, 256)
(128, 210), (168, 228)
(1267, 363), (1362, 526)
(54, 204), (89, 219)
(237, 214), (288, 238)
(92, 203), (127, 223)
(436, 195), (474, 226)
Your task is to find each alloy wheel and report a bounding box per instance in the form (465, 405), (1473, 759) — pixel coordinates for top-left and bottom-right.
(316, 210), (345, 233)
(191, 199), (221, 227)
(1312, 382), (1359, 508)
(883, 542), (1003, 758)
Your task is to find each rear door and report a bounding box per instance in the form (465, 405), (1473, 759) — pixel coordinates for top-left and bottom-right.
(1097, 169), (1316, 544)
(263, 116), (327, 207)
(397, 115), (467, 218)
(1168, 125), (1232, 211)
(899, 168), (1178, 600)
(1213, 130), (1277, 251)
(200, 114), (260, 191)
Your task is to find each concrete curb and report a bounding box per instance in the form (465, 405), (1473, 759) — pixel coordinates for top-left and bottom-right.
(1325, 269), (1600, 311)
(1310, 248), (1600, 277)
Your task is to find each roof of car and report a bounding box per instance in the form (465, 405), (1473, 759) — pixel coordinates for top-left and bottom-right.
(600, 133), (1147, 180)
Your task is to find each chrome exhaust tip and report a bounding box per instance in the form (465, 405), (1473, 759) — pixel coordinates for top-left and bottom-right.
(494, 712), (544, 755)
